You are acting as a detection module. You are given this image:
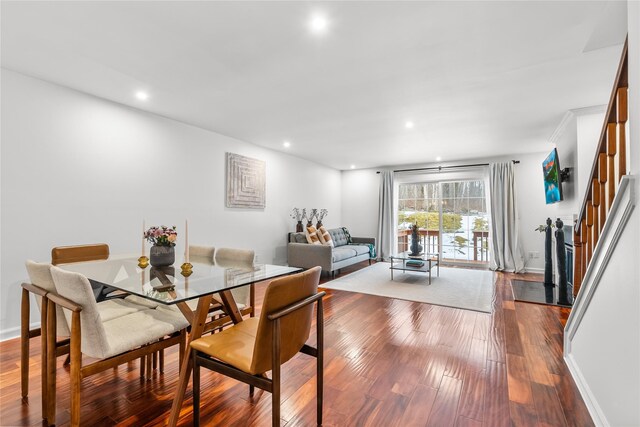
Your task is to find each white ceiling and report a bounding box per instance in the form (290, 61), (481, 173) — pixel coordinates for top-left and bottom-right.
(1, 1), (627, 170)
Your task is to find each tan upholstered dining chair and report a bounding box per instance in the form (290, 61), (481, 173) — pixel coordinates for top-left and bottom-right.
(190, 266), (324, 426)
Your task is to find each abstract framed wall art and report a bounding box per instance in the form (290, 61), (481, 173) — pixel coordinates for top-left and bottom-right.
(226, 153), (266, 209)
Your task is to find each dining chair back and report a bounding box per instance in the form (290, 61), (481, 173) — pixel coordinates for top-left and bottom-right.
(251, 267), (319, 374)
(215, 247), (256, 319)
(189, 245), (215, 262)
(49, 266), (188, 426)
(215, 247), (255, 266)
(21, 260), (70, 418)
(26, 260), (70, 336)
(51, 243), (109, 265)
(190, 266), (324, 426)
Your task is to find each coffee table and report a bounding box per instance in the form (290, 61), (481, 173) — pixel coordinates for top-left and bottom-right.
(390, 251), (440, 284)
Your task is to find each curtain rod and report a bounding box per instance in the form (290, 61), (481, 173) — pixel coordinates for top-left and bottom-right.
(376, 160), (520, 174)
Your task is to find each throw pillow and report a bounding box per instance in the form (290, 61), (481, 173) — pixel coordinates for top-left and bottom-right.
(341, 227), (353, 244)
(317, 226), (335, 247)
(305, 226), (322, 245)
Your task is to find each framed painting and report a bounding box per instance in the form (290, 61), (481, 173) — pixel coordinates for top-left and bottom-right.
(226, 153), (266, 209)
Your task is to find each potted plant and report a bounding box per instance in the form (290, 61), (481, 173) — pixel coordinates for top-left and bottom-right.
(144, 225), (178, 267)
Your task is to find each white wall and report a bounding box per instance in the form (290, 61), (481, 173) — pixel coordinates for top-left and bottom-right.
(0, 70), (342, 339)
(576, 110), (607, 203)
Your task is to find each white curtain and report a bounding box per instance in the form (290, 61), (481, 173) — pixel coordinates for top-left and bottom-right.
(489, 162), (525, 272)
(376, 170), (395, 261)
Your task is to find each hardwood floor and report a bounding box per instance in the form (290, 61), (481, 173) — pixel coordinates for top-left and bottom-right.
(0, 262), (592, 426)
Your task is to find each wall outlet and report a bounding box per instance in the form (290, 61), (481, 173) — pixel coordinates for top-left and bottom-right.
(528, 251), (540, 259)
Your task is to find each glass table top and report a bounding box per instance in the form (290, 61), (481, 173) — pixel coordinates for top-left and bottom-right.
(58, 254), (301, 305)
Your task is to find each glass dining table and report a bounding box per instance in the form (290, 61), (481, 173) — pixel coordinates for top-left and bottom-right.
(58, 254), (301, 426)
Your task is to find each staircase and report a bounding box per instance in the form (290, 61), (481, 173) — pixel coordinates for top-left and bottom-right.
(564, 36), (640, 427)
(573, 38), (629, 297)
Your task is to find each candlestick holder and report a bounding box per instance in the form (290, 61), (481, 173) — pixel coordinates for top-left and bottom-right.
(180, 262), (193, 277)
(138, 255), (149, 269)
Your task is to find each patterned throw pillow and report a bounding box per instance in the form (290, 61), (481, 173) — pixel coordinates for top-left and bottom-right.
(317, 226), (335, 247)
(305, 226), (322, 245)
(341, 227), (353, 244)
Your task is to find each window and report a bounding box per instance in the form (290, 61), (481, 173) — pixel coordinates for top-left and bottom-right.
(397, 180), (489, 265)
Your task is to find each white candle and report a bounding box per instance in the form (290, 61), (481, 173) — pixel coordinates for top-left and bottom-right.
(185, 219), (189, 262)
(142, 219), (146, 255)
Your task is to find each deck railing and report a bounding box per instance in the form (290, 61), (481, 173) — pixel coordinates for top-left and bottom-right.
(573, 38), (629, 297)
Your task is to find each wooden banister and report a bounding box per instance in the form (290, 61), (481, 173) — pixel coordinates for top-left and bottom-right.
(573, 37), (629, 298)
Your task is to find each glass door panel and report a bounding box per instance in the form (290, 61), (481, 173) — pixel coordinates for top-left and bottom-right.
(397, 179), (489, 266)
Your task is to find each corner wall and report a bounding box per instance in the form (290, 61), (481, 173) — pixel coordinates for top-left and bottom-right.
(0, 70), (342, 340)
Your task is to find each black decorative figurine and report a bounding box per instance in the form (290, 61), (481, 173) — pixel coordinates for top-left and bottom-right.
(544, 217), (554, 288)
(555, 218), (572, 306)
(409, 224), (423, 256)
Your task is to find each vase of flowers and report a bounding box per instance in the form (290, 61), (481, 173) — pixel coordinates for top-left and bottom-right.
(316, 209), (328, 228)
(145, 225), (178, 267)
(290, 208), (304, 232)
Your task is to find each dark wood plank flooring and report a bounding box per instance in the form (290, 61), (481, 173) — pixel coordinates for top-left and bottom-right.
(0, 262), (592, 426)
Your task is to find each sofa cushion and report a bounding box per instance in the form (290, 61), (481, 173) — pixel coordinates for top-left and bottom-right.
(290, 232), (307, 243)
(332, 247), (357, 263)
(350, 245), (370, 256)
(329, 228), (350, 247)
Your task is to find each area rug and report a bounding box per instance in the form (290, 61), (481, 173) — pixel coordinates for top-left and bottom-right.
(321, 262), (494, 313)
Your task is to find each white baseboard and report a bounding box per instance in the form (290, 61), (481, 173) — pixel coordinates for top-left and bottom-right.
(0, 321), (40, 342)
(564, 352), (610, 427)
(523, 267), (544, 274)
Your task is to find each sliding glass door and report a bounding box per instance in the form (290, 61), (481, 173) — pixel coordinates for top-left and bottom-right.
(398, 180), (489, 266)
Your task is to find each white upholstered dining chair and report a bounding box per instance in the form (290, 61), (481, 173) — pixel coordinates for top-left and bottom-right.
(22, 260), (154, 424)
(48, 266), (189, 426)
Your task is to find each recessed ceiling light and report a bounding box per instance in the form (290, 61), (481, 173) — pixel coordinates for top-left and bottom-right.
(283, 141), (291, 148)
(135, 91), (149, 101)
(350, 165), (356, 169)
(405, 121), (414, 129)
(309, 14), (329, 33)
(436, 156), (442, 161)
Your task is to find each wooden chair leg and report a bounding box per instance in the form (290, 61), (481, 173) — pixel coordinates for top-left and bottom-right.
(20, 289), (30, 399)
(145, 352), (152, 380)
(250, 284), (256, 318)
(272, 319), (281, 427)
(317, 299), (324, 426)
(46, 299), (57, 425)
(152, 351), (158, 370)
(140, 355), (145, 378)
(179, 330), (186, 371)
(249, 384), (255, 397)
(63, 355), (71, 366)
(40, 299), (48, 421)
(70, 311), (82, 427)
(193, 351), (200, 427)
(159, 349), (165, 373)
